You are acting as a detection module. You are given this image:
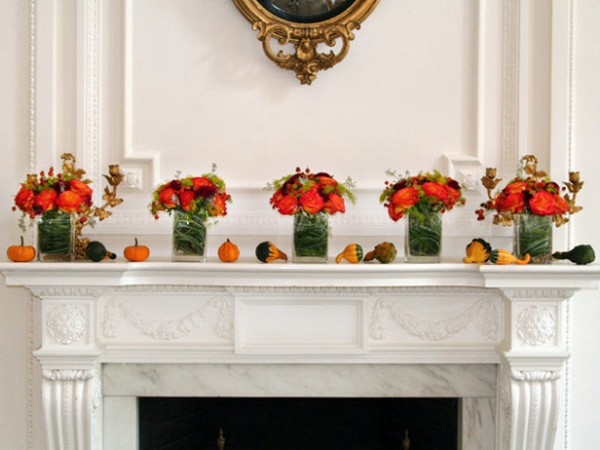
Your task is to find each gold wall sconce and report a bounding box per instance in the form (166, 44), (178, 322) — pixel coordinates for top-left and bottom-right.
(232, 0), (380, 85)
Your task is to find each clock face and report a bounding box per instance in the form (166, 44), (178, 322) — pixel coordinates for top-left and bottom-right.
(258, 0), (356, 23)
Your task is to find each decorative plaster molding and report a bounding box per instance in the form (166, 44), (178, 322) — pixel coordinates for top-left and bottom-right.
(502, 0), (520, 177)
(102, 296), (233, 341)
(369, 298), (499, 342)
(501, 288), (577, 301)
(42, 369), (95, 382)
(511, 370), (562, 382)
(516, 306), (557, 346)
(29, 287), (104, 299)
(106, 285), (229, 294)
(46, 305), (87, 345)
(121, 168), (143, 190)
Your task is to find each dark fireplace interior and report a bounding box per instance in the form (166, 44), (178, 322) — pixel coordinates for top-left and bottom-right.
(139, 397), (458, 450)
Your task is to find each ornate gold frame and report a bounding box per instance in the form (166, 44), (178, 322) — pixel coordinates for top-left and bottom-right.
(232, 0), (380, 85)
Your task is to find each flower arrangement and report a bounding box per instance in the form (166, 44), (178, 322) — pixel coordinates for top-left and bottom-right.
(476, 155), (583, 227)
(380, 170), (465, 221)
(268, 167), (356, 216)
(150, 166), (230, 220)
(13, 153), (124, 260)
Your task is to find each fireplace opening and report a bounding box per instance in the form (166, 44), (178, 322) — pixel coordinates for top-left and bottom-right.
(138, 397), (458, 450)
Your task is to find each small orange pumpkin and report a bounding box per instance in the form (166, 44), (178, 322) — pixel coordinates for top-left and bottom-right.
(123, 238), (150, 262)
(7, 236), (36, 262)
(218, 239), (240, 263)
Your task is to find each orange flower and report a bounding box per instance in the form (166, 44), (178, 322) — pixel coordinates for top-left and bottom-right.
(422, 182), (447, 201)
(300, 189), (324, 214)
(554, 195), (569, 215)
(496, 193), (526, 213)
(529, 190), (557, 215)
(391, 187), (420, 209)
(69, 179), (92, 200)
(275, 195), (299, 215)
(35, 189), (58, 212)
(192, 177), (217, 198)
(323, 193), (345, 214)
(158, 188), (178, 209)
(57, 191), (84, 213)
(503, 181), (529, 195)
(209, 193), (228, 216)
(388, 202), (405, 221)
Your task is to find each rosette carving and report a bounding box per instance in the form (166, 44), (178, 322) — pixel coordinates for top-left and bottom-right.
(46, 304), (87, 345)
(516, 306), (557, 346)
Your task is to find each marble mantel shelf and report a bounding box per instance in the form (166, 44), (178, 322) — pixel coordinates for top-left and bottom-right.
(1, 262), (599, 450)
(1, 261), (598, 289)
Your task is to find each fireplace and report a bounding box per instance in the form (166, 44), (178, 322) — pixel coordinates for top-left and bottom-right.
(137, 397), (458, 450)
(0, 262), (598, 450)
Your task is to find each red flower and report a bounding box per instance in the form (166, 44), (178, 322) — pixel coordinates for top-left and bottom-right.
(209, 193), (228, 216)
(15, 186), (35, 212)
(179, 190), (196, 212)
(554, 195), (569, 215)
(388, 202), (405, 221)
(445, 186), (460, 206)
(192, 177), (217, 198)
(300, 189), (324, 214)
(69, 179), (93, 201)
(496, 193), (526, 213)
(158, 187), (178, 208)
(503, 181), (529, 195)
(57, 191), (84, 213)
(275, 195), (299, 215)
(315, 174), (337, 188)
(529, 190), (557, 215)
(35, 189), (58, 212)
(391, 187), (420, 209)
(422, 182), (447, 201)
(323, 193), (345, 214)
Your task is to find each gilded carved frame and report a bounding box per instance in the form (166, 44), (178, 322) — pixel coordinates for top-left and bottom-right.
(232, 0), (380, 85)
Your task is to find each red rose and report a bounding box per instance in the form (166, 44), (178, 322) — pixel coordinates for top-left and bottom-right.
(179, 190), (196, 212)
(504, 181), (529, 195)
(69, 179), (93, 200)
(57, 191), (84, 213)
(316, 174), (337, 188)
(391, 187), (420, 209)
(15, 186), (35, 212)
(323, 193), (345, 214)
(496, 193), (526, 213)
(270, 190), (284, 207)
(159, 187), (178, 208)
(209, 193), (228, 216)
(300, 189), (324, 214)
(35, 188), (58, 212)
(529, 190), (557, 215)
(275, 195), (299, 215)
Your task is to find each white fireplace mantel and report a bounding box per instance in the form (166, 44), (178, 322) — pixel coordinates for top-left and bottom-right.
(1, 261), (598, 450)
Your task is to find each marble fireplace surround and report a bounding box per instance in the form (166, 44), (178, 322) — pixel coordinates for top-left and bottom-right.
(0, 262), (598, 450)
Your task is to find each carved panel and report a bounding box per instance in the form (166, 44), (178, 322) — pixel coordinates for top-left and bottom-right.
(46, 305), (87, 345)
(369, 297), (500, 343)
(516, 306), (557, 346)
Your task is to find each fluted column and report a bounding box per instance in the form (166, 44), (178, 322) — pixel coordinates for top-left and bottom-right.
(497, 288), (575, 450)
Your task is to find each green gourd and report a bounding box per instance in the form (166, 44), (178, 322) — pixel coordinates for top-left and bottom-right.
(85, 241), (116, 262)
(553, 245), (595, 265)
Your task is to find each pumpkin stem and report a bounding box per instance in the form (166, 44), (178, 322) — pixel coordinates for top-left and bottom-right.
(20, 236), (24, 246)
(134, 237), (138, 247)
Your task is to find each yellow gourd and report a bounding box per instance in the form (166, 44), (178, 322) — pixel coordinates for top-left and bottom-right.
(463, 238), (492, 264)
(336, 244), (364, 263)
(255, 241), (287, 263)
(489, 249), (531, 265)
(218, 239), (240, 263)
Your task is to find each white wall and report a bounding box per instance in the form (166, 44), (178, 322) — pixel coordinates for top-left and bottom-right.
(0, 0), (598, 448)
